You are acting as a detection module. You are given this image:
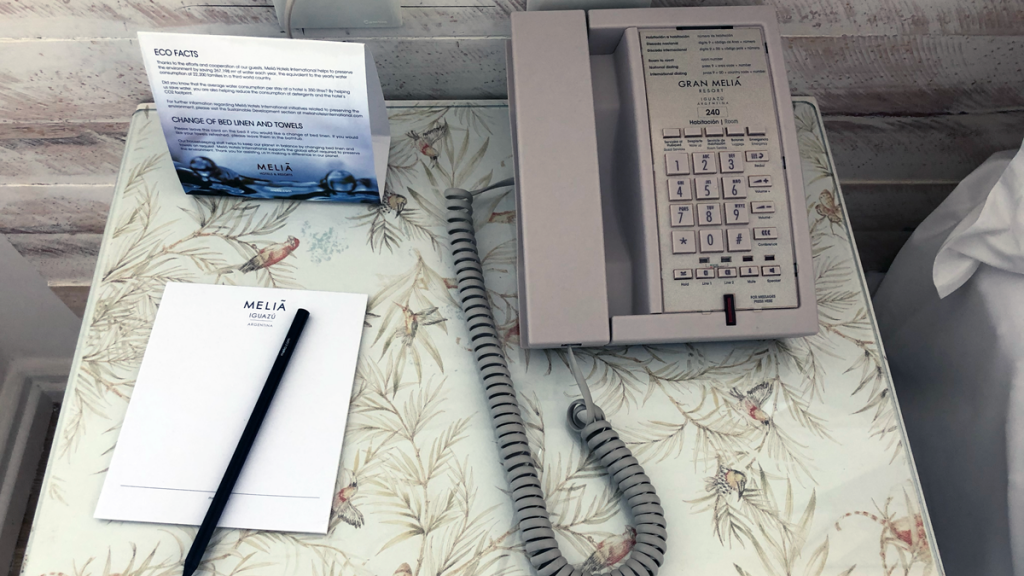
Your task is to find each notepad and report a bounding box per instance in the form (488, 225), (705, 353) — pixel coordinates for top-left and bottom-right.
(94, 282), (367, 534)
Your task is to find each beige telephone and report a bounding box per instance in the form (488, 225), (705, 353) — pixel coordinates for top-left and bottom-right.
(507, 7), (817, 348)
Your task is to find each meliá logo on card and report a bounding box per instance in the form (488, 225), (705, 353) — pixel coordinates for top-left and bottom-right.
(244, 299), (286, 327)
(256, 162), (293, 176)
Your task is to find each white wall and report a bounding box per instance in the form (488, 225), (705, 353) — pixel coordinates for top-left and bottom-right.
(0, 234), (80, 572)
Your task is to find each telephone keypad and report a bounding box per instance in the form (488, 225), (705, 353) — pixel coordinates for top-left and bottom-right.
(697, 203), (722, 226)
(695, 177), (720, 199)
(644, 26), (798, 313)
(693, 152), (717, 174)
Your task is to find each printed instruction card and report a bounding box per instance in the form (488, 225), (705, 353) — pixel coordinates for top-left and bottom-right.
(95, 282), (367, 534)
(138, 32), (389, 203)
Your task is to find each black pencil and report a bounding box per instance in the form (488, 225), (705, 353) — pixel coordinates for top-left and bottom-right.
(182, 308), (310, 576)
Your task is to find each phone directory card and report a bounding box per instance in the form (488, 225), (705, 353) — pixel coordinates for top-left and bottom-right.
(137, 32), (390, 203)
(95, 282), (367, 534)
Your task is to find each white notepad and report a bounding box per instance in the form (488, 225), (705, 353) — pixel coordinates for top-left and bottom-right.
(94, 282), (367, 534)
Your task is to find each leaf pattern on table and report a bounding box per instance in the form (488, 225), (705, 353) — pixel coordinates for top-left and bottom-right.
(26, 102), (938, 576)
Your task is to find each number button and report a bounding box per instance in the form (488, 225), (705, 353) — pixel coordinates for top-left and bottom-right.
(670, 231), (696, 254)
(668, 178), (692, 201)
(748, 175), (772, 187)
(722, 177), (747, 199)
(762, 265), (782, 276)
(666, 153), (690, 175)
(740, 266), (759, 277)
(717, 267), (737, 278)
(696, 268), (716, 279)
(695, 177), (720, 199)
(750, 201), (775, 213)
(669, 204), (694, 227)
(700, 230), (724, 253)
(724, 201), (749, 225)
(697, 203), (722, 226)
(754, 227), (778, 240)
(727, 229), (752, 252)
(673, 269), (693, 280)
(719, 152), (744, 173)
(745, 150), (768, 162)
(693, 152), (717, 174)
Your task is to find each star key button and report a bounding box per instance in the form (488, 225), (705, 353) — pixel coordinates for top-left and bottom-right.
(671, 230), (696, 254)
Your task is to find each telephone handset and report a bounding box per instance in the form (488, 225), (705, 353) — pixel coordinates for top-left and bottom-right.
(508, 7), (817, 348)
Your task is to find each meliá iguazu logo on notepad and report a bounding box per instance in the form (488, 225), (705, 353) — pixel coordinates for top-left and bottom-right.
(243, 299), (286, 328)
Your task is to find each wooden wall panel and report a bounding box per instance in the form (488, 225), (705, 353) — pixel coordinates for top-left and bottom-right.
(824, 111), (1024, 182)
(2, 0), (1022, 39)
(0, 123), (128, 185)
(2, 35), (1022, 125)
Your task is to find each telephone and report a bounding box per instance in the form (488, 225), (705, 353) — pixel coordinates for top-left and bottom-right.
(507, 7), (817, 348)
(444, 8), (816, 576)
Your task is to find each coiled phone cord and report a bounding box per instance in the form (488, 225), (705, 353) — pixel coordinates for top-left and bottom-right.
(445, 184), (667, 576)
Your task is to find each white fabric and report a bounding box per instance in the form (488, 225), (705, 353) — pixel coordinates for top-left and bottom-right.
(874, 147), (1024, 576)
(934, 141), (1024, 298)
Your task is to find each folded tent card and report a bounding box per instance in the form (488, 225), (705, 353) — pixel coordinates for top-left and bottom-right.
(137, 32), (389, 203)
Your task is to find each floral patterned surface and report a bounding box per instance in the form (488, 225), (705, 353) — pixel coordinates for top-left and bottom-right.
(22, 100), (942, 576)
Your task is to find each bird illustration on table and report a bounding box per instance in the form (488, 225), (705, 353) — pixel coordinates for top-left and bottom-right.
(815, 189), (843, 234)
(406, 121), (449, 164)
(706, 464), (747, 500)
(579, 526), (636, 574)
(219, 236), (300, 274)
(382, 184), (408, 216)
(397, 304), (446, 347)
(331, 480), (364, 528)
(730, 381), (773, 426)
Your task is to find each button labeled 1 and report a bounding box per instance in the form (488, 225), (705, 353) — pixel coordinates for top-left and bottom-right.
(666, 153), (690, 175)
